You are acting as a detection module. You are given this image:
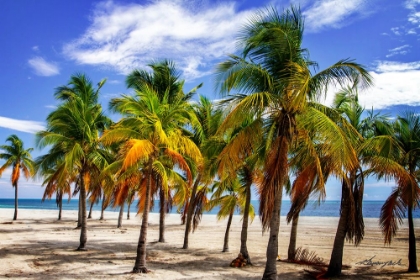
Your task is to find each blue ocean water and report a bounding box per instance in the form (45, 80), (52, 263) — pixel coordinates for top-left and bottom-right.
(1, 199), (419, 218)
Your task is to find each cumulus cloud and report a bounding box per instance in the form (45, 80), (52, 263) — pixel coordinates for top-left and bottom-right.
(0, 116), (45, 134)
(302, 0), (373, 33)
(63, 0), (255, 80)
(28, 57), (60, 76)
(322, 60), (420, 110)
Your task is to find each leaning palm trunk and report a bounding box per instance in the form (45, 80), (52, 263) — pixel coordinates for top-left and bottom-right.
(407, 205), (418, 272)
(287, 214), (300, 260)
(325, 181), (351, 276)
(262, 131), (290, 280)
(77, 171), (88, 250)
(240, 182), (252, 263)
(159, 187), (165, 242)
(183, 174), (201, 249)
(127, 200), (132, 220)
(88, 202), (94, 219)
(13, 183), (18, 220)
(117, 201), (125, 228)
(133, 163), (153, 273)
(223, 209), (234, 252)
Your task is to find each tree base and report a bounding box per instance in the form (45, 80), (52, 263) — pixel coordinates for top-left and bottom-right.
(230, 253), (250, 267)
(132, 267), (150, 273)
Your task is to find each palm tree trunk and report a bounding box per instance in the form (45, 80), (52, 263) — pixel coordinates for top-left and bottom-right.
(58, 196), (62, 220)
(262, 132), (289, 280)
(117, 201), (125, 228)
(127, 200), (131, 220)
(159, 186), (165, 242)
(13, 183), (18, 220)
(99, 193), (105, 220)
(88, 202), (93, 219)
(77, 170), (88, 251)
(287, 214), (300, 260)
(240, 182), (252, 264)
(407, 205), (418, 272)
(325, 182), (350, 277)
(77, 197), (82, 228)
(183, 174), (201, 249)
(133, 161), (153, 273)
(223, 210), (234, 252)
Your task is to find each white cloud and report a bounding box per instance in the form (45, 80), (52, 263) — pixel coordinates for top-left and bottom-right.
(28, 57), (60, 76)
(302, 0), (372, 33)
(0, 116), (45, 134)
(374, 60), (420, 72)
(32, 46), (39, 52)
(321, 61), (420, 110)
(386, 44), (410, 58)
(63, 0), (255, 80)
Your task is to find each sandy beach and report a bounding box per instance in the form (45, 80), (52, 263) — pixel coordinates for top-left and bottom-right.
(0, 209), (419, 279)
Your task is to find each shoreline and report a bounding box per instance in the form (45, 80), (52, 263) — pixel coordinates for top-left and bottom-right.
(1, 209), (419, 279)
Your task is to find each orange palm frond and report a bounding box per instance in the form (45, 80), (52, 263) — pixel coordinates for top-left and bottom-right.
(380, 187), (406, 244)
(164, 148), (192, 184)
(11, 165), (20, 186)
(259, 135), (289, 230)
(121, 139), (155, 170)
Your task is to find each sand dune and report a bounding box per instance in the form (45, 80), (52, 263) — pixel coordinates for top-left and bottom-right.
(0, 209), (419, 279)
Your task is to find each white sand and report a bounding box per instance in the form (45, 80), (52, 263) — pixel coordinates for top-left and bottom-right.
(0, 208), (419, 279)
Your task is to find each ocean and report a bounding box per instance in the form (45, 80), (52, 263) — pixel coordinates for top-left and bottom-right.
(1, 199), (419, 218)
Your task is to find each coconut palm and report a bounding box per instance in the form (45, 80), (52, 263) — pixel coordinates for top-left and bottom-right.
(36, 73), (111, 250)
(216, 6), (372, 279)
(127, 60), (202, 243)
(321, 87), (393, 277)
(103, 76), (201, 273)
(36, 157), (73, 220)
(0, 135), (35, 220)
(182, 95), (224, 249)
(374, 112), (420, 273)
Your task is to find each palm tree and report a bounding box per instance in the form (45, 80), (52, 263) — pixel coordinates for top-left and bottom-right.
(182, 95), (224, 249)
(375, 112), (420, 273)
(0, 135), (35, 220)
(103, 73), (201, 273)
(209, 176), (255, 253)
(37, 158), (73, 220)
(36, 73), (110, 250)
(323, 87), (393, 277)
(216, 6), (372, 279)
(127, 60), (202, 243)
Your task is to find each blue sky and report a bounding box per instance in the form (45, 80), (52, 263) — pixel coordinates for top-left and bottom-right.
(0, 0), (419, 199)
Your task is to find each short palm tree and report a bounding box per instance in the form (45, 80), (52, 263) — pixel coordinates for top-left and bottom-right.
(36, 73), (110, 250)
(0, 135), (35, 220)
(216, 6), (372, 279)
(37, 158), (73, 220)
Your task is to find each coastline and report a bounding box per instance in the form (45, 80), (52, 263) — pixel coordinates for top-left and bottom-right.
(1, 209), (419, 279)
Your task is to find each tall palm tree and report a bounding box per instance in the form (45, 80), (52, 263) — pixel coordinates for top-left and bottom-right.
(323, 87), (393, 277)
(103, 76), (201, 273)
(375, 112), (420, 273)
(0, 135), (35, 220)
(36, 73), (111, 250)
(216, 6), (372, 279)
(127, 60), (202, 243)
